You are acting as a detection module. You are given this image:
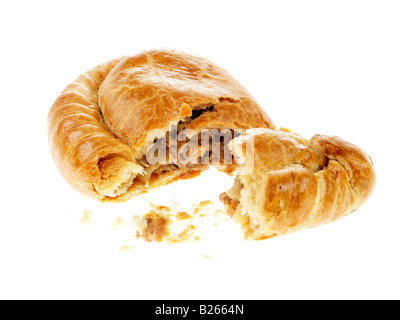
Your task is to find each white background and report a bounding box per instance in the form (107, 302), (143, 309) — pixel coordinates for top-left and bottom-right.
(1, 0), (399, 300)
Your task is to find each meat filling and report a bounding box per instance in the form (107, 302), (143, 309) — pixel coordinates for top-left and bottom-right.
(136, 105), (238, 184)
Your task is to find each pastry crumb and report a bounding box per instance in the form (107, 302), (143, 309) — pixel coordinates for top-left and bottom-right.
(149, 203), (171, 211)
(176, 211), (193, 220)
(80, 209), (93, 226)
(167, 224), (196, 244)
(120, 245), (134, 252)
(192, 200), (214, 217)
(136, 211), (172, 242)
(198, 200), (213, 207)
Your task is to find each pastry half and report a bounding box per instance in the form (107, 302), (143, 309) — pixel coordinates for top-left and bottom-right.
(48, 50), (275, 201)
(220, 129), (376, 239)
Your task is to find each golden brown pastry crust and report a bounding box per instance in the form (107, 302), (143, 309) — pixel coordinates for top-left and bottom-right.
(48, 50), (275, 201)
(98, 50), (274, 153)
(222, 129), (376, 239)
(48, 57), (142, 200)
